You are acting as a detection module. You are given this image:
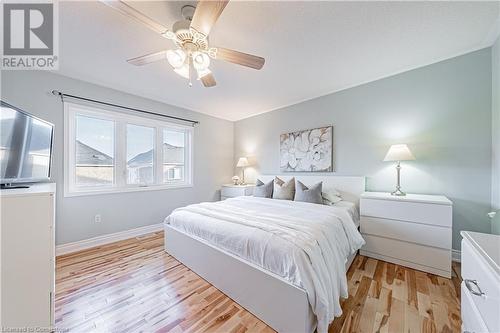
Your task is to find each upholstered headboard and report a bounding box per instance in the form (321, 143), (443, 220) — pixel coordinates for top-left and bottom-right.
(256, 175), (366, 205)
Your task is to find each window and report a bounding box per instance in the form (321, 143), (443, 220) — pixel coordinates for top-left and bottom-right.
(75, 115), (114, 187)
(64, 103), (193, 196)
(126, 124), (155, 185)
(163, 129), (185, 182)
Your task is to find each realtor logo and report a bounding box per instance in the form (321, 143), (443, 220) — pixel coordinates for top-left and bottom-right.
(1, 1), (59, 70)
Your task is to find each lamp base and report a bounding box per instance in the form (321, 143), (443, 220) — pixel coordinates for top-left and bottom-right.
(391, 189), (406, 196)
(391, 161), (406, 196)
(239, 167), (246, 185)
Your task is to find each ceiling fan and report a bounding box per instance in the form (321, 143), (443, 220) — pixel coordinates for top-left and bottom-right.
(101, 0), (265, 88)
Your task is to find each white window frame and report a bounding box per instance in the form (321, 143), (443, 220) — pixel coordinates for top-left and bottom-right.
(64, 102), (193, 197)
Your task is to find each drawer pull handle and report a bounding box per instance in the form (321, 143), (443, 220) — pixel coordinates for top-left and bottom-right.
(465, 279), (485, 297)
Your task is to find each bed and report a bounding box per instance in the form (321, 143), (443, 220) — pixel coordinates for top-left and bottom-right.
(164, 175), (365, 333)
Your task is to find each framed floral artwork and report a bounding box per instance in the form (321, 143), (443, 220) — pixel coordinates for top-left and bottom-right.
(280, 126), (333, 172)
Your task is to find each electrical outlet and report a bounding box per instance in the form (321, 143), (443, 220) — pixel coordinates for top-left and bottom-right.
(94, 214), (101, 223)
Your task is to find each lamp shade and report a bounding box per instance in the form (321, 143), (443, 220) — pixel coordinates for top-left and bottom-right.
(192, 51), (210, 70)
(173, 63), (190, 79)
(196, 67), (211, 79)
(383, 144), (415, 162)
(236, 157), (249, 167)
(166, 49), (186, 68)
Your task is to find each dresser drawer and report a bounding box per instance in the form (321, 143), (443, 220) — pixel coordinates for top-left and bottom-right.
(221, 186), (253, 198)
(360, 198), (452, 227)
(462, 282), (489, 333)
(362, 234), (451, 275)
(462, 239), (500, 333)
(360, 216), (451, 249)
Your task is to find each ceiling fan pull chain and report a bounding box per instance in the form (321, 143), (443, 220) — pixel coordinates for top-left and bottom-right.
(188, 56), (193, 87)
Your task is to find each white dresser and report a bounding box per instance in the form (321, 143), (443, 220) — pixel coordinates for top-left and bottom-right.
(461, 231), (500, 333)
(360, 192), (452, 278)
(221, 184), (254, 200)
(0, 183), (56, 329)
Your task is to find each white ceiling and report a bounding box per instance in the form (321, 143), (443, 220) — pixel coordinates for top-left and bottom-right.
(58, 1), (500, 121)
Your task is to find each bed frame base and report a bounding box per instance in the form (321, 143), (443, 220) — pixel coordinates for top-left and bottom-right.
(165, 225), (312, 333)
(165, 225), (357, 333)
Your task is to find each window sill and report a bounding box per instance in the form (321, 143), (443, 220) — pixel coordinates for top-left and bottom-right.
(64, 183), (193, 198)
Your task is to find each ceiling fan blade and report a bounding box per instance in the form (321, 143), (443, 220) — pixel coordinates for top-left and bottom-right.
(100, 0), (168, 34)
(127, 50), (168, 66)
(190, 0), (229, 36)
(201, 73), (216, 87)
(215, 47), (265, 70)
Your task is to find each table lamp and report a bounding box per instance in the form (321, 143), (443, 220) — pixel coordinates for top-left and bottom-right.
(384, 144), (415, 196)
(236, 157), (249, 185)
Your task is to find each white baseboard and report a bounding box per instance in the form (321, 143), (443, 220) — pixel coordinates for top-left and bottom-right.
(56, 223), (163, 256)
(452, 249), (461, 262)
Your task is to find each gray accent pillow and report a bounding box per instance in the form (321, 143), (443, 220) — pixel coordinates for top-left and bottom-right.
(294, 180), (323, 204)
(253, 179), (273, 198)
(273, 177), (295, 200)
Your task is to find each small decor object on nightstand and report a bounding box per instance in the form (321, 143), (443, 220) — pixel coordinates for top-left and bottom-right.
(236, 157), (249, 185)
(231, 176), (240, 185)
(384, 144), (415, 196)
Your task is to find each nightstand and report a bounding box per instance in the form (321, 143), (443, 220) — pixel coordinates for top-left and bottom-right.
(221, 184), (254, 200)
(360, 191), (453, 277)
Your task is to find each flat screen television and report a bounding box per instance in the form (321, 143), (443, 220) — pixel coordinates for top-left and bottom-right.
(0, 101), (54, 188)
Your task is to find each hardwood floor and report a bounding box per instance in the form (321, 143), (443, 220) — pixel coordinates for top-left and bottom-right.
(331, 256), (461, 333)
(55, 231), (462, 332)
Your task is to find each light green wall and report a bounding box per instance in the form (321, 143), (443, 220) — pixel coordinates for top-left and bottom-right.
(234, 48), (493, 251)
(492, 36), (500, 235)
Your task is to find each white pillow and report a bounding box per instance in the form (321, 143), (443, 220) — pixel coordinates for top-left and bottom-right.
(273, 177), (295, 200)
(322, 188), (342, 205)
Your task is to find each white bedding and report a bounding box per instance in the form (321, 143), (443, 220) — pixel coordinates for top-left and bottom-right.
(330, 200), (360, 227)
(164, 196), (365, 333)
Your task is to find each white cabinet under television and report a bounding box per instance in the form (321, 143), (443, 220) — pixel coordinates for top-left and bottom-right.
(0, 183), (56, 329)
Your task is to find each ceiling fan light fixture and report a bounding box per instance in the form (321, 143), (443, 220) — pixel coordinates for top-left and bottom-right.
(166, 49), (186, 69)
(174, 63), (190, 79)
(207, 47), (217, 59)
(196, 67), (211, 79)
(192, 51), (210, 70)
(162, 30), (176, 40)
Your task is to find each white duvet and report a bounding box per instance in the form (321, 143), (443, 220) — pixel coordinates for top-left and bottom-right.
(165, 196), (365, 333)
